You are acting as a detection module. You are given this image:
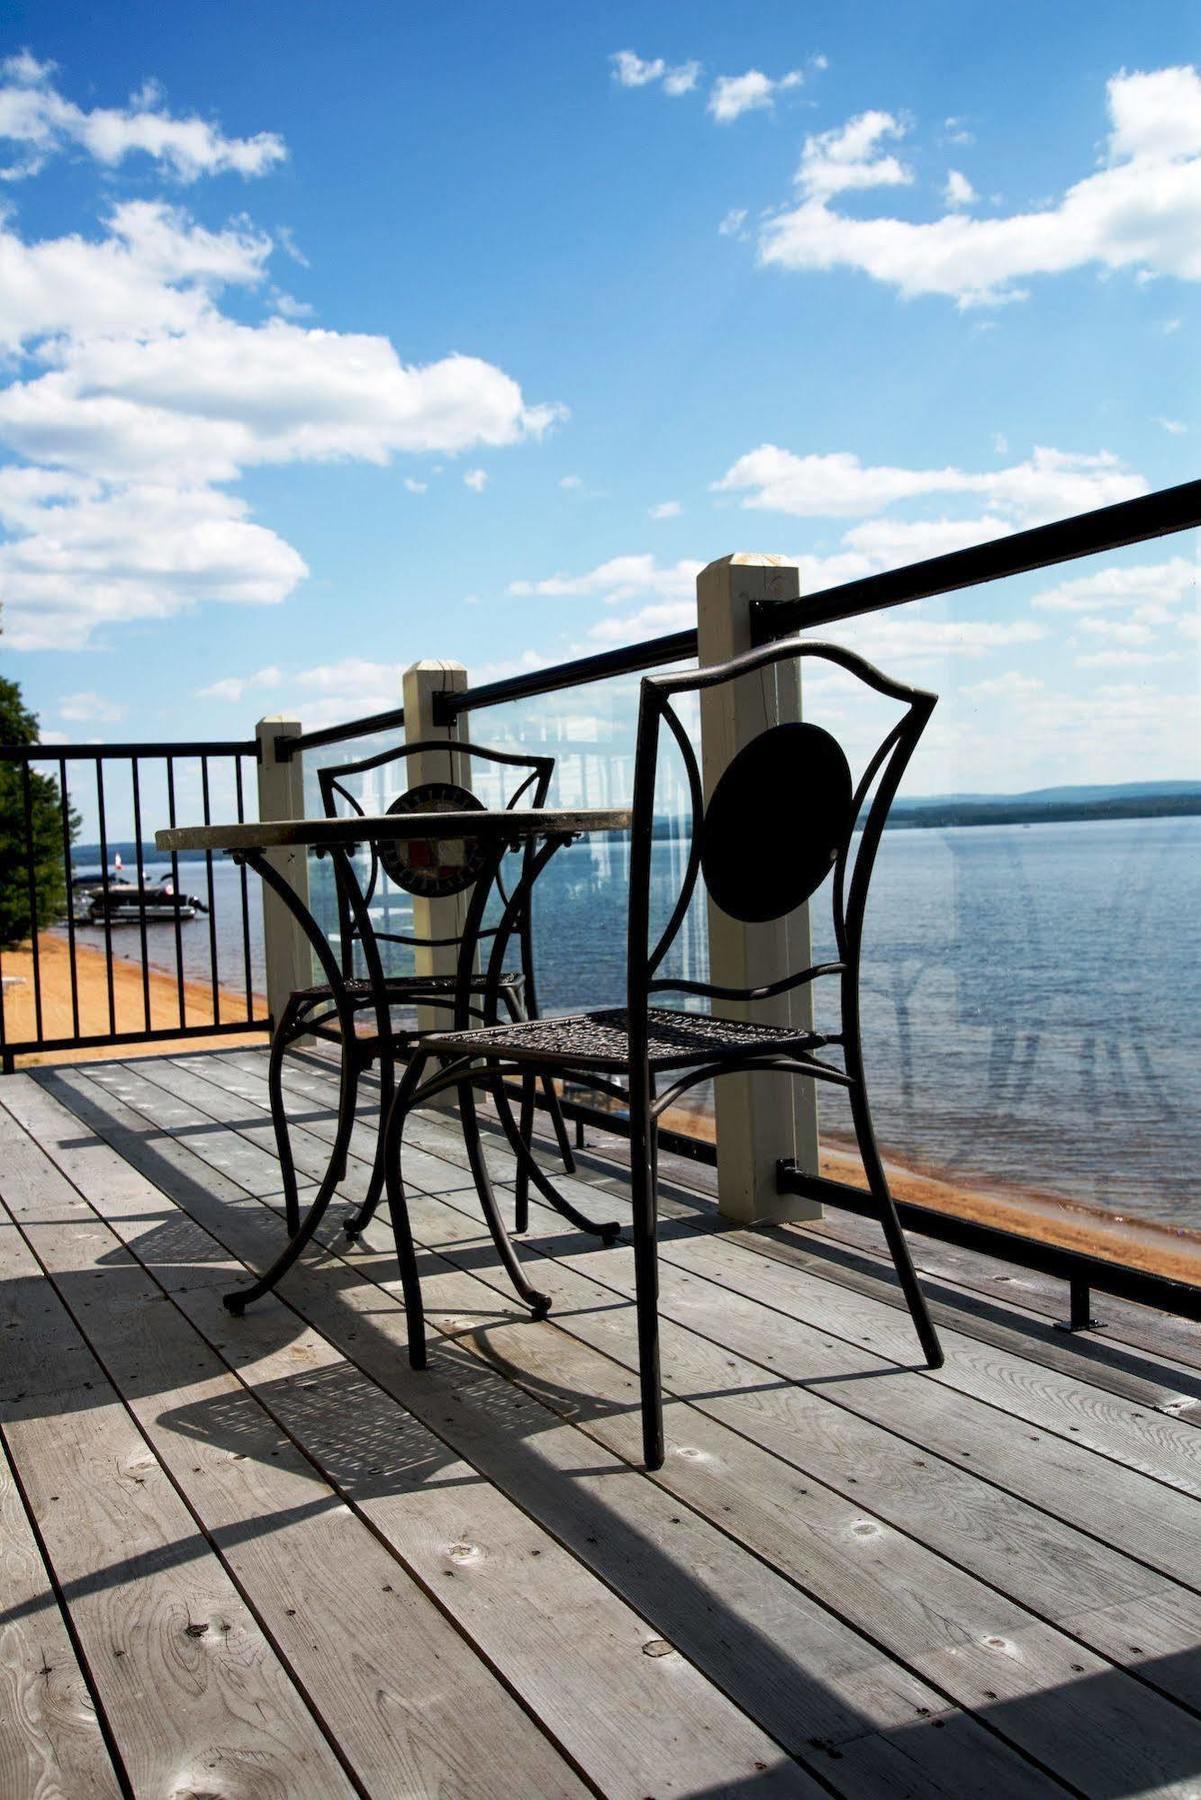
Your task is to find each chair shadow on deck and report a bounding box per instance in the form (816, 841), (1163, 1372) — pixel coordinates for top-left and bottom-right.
(18, 1064), (1201, 1797)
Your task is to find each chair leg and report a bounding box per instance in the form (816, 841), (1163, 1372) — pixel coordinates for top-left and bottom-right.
(381, 1052), (429, 1370)
(514, 1072), (535, 1234)
(542, 1076), (577, 1176)
(849, 1083), (943, 1370)
(629, 1081), (664, 1470)
(459, 1076), (551, 1319)
(268, 1003), (304, 1236)
(343, 1050), (395, 1241)
(491, 1078), (621, 1244)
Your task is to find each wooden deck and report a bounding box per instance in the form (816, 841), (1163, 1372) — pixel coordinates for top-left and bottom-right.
(4, 1047), (1201, 1798)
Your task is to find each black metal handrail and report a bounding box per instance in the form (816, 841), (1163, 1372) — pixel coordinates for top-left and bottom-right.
(0, 739), (269, 1067)
(272, 478), (1199, 758)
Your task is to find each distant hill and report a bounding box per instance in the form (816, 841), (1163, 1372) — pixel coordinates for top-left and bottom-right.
(76, 779), (1201, 865)
(889, 780), (1201, 831)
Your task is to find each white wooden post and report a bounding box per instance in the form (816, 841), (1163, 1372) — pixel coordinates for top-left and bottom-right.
(402, 661), (470, 1097)
(696, 555), (821, 1224)
(255, 716), (312, 1031)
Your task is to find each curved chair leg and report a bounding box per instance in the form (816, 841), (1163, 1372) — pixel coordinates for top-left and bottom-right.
(223, 1022), (359, 1314)
(343, 1049), (396, 1242)
(628, 1076), (664, 1470)
(267, 1002), (305, 1237)
(380, 1052), (429, 1369)
(514, 1073), (535, 1234)
(848, 1080), (943, 1370)
(491, 1079), (621, 1245)
(542, 1076), (577, 1176)
(458, 1077), (552, 1319)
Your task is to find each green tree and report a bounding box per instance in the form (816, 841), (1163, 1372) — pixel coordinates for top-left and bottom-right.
(0, 675), (77, 948)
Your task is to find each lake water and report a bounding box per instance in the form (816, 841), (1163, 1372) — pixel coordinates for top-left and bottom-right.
(71, 814), (1201, 1228)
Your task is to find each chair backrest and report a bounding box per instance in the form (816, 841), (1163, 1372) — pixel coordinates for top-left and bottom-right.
(317, 738), (554, 976)
(626, 637), (936, 1022)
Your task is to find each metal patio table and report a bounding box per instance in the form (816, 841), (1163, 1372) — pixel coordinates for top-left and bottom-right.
(155, 806), (631, 1317)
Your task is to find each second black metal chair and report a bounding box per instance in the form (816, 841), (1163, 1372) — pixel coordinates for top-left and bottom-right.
(268, 736), (580, 1241)
(379, 640), (945, 1469)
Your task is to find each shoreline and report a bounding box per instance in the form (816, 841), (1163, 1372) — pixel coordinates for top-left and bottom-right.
(0, 930), (268, 1066)
(5, 929), (1200, 1287)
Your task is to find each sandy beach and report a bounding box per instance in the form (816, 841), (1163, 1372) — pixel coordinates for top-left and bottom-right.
(0, 930), (268, 1065)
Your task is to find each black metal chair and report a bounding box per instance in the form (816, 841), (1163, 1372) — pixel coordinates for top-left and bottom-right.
(378, 640), (945, 1469)
(267, 736), (583, 1245)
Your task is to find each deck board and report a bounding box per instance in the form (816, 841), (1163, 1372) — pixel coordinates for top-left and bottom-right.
(3, 1046), (1201, 1797)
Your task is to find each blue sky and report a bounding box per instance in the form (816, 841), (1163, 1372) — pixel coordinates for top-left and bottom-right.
(1, 0), (1198, 798)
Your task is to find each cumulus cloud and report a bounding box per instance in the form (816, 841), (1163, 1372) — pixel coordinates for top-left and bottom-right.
(649, 500), (682, 519)
(463, 468), (488, 492)
(510, 553), (703, 604)
(713, 444), (1145, 523)
(611, 52), (699, 96)
(708, 68), (804, 124)
(1, 481), (306, 650)
(794, 110), (910, 196)
(758, 66), (1201, 305)
(0, 66), (561, 650)
(944, 169), (976, 208)
(1029, 556), (1197, 613)
(58, 690), (126, 723)
(0, 53), (285, 180)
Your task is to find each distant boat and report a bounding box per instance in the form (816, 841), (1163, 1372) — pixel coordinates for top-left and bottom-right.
(70, 868), (209, 927)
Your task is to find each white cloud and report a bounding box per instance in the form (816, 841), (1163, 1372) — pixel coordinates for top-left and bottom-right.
(1030, 557), (1197, 613)
(404, 477), (428, 494)
(794, 110), (911, 197)
(1076, 615), (1155, 644)
(1, 481), (306, 650)
(0, 71), (561, 651)
(759, 66), (1201, 305)
(559, 473), (583, 490)
(1156, 416), (1188, 434)
(58, 690), (126, 723)
(649, 500), (682, 519)
(611, 52), (699, 96)
(0, 53), (285, 181)
(944, 169), (977, 208)
(510, 553), (703, 604)
(195, 666), (282, 703)
(463, 468), (488, 492)
(709, 69), (804, 125)
(713, 444), (1145, 523)
(1073, 648), (1177, 668)
(840, 514), (1013, 564)
(718, 207), (748, 236)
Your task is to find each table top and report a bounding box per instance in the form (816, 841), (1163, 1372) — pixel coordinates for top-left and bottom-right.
(155, 806), (633, 855)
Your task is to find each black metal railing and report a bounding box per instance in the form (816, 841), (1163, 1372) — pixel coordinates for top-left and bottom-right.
(0, 738), (270, 1067)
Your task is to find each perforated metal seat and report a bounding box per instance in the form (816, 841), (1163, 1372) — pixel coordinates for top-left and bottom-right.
(291, 970), (524, 1006)
(422, 1005), (830, 1071)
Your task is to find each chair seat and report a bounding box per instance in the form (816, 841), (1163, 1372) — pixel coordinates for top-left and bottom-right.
(420, 1005), (828, 1072)
(294, 971), (524, 1005)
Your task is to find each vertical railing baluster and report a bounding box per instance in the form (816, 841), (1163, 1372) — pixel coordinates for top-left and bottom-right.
(94, 757), (117, 1039)
(58, 759), (80, 1041)
(200, 756), (220, 1025)
(165, 757), (187, 1030)
(21, 759), (45, 1047)
(130, 756), (152, 1035)
(234, 755), (255, 1019)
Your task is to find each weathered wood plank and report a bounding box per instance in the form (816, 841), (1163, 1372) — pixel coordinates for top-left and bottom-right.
(11, 1075), (825, 1800)
(2, 1383), (352, 1797)
(0, 1429), (121, 1800)
(0, 1126), (596, 1800)
(44, 1061), (1201, 1797)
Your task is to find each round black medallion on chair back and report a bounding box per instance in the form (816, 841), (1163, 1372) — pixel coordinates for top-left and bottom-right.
(630, 638), (937, 1014)
(700, 722), (853, 923)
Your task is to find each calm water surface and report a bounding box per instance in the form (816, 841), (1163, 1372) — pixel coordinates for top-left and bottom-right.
(76, 815), (1201, 1226)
